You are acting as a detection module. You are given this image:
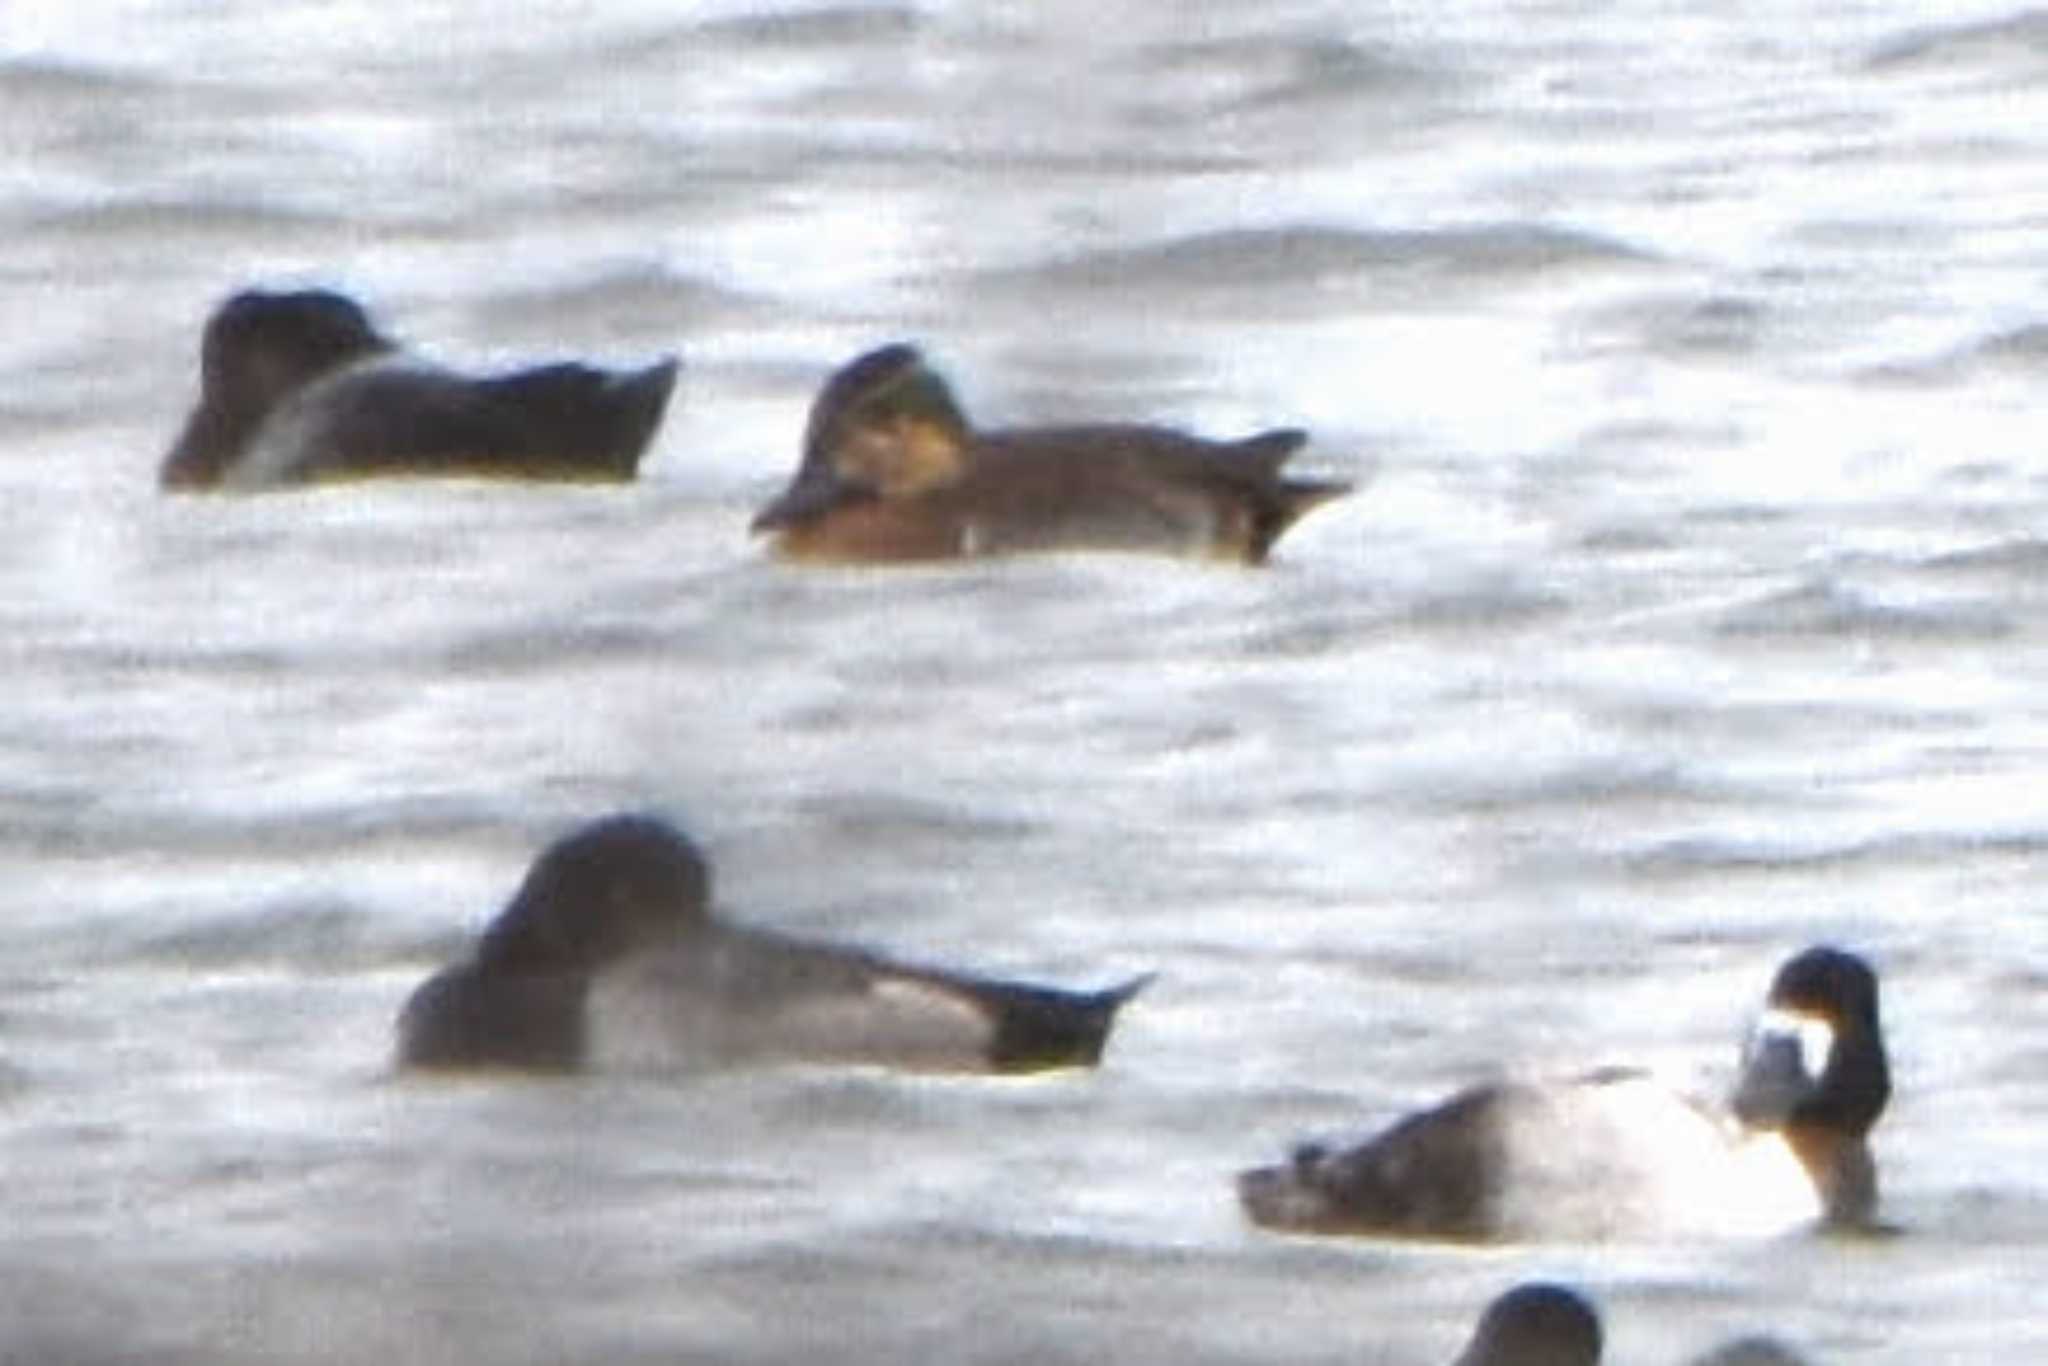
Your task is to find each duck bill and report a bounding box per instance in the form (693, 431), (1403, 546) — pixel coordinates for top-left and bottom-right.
(158, 401), (240, 490)
(750, 468), (872, 533)
(1731, 1007), (1834, 1128)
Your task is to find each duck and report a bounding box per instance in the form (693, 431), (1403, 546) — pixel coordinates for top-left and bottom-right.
(397, 812), (1151, 1075)
(1237, 946), (1889, 1242)
(159, 288), (678, 490)
(750, 343), (1350, 563)
(1451, 1283), (1814, 1366)
(1453, 1283), (1602, 1366)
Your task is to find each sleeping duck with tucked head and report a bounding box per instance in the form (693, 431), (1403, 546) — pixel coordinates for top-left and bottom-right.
(159, 288), (678, 490)
(1238, 946), (1890, 1242)
(751, 343), (1351, 564)
(398, 812), (1151, 1075)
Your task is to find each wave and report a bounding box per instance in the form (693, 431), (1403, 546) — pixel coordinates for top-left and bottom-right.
(129, 899), (414, 972)
(24, 195), (350, 244)
(1577, 290), (1770, 362)
(1918, 536), (2048, 574)
(689, 4), (924, 48)
(1865, 9), (2048, 71)
(1138, 33), (1452, 113)
(1625, 827), (2048, 878)
(1712, 578), (2013, 641)
(973, 222), (1655, 297)
(1865, 321), (2048, 384)
(464, 262), (771, 336)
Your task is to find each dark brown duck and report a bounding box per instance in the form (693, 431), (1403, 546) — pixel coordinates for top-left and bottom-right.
(752, 343), (1350, 563)
(160, 288), (678, 490)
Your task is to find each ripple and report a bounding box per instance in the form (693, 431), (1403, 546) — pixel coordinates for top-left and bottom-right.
(1579, 290), (1771, 361)
(1397, 582), (1570, 633)
(1974, 320), (2048, 363)
(26, 195), (351, 245)
(1420, 757), (1732, 815)
(1872, 321), (2048, 383)
(465, 262), (773, 338)
(691, 4), (924, 46)
(0, 53), (156, 98)
(789, 791), (1042, 845)
(1712, 579), (2013, 642)
(973, 222), (1656, 299)
(1919, 536), (2048, 574)
(1625, 828), (2048, 878)
(438, 620), (678, 674)
(1865, 10), (2048, 71)
(1140, 33), (1451, 112)
(131, 901), (403, 972)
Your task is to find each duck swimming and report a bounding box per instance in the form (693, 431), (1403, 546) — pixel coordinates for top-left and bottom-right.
(1453, 1283), (1603, 1366)
(1237, 946), (1889, 1242)
(751, 343), (1350, 563)
(1450, 1282), (1813, 1366)
(398, 812), (1150, 1075)
(160, 288), (678, 490)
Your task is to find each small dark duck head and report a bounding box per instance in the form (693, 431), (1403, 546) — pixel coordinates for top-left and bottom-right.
(476, 813), (714, 977)
(160, 288), (395, 489)
(1729, 944), (1889, 1228)
(751, 343), (972, 531)
(1731, 945), (1888, 1139)
(396, 813), (711, 1073)
(1453, 1283), (1603, 1366)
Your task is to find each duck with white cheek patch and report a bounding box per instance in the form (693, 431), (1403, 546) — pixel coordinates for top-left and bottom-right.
(1238, 946), (1890, 1243)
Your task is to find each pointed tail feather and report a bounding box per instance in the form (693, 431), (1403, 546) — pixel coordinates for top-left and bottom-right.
(1228, 428), (1311, 477)
(604, 357), (682, 475)
(1097, 971), (1158, 1008)
(1250, 477), (1352, 562)
(985, 970), (1157, 1072)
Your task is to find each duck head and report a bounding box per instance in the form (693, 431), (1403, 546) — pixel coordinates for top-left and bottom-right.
(161, 288), (395, 488)
(1453, 1283), (1603, 1366)
(477, 813), (714, 976)
(752, 343), (973, 531)
(1731, 945), (1890, 1225)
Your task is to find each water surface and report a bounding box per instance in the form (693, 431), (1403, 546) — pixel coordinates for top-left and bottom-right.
(5, 2), (2048, 1362)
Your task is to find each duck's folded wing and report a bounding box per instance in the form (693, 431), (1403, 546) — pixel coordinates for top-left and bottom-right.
(276, 359), (670, 481)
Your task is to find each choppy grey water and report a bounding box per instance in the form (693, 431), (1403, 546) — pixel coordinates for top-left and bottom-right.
(5, 1), (2048, 1362)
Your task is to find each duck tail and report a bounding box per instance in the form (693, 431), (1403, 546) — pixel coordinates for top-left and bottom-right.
(1250, 477), (1352, 562)
(480, 356), (680, 479)
(985, 971), (1158, 1072)
(1219, 428), (1351, 562)
(1097, 971), (1159, 1008)
(604, 356), (682, 475)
